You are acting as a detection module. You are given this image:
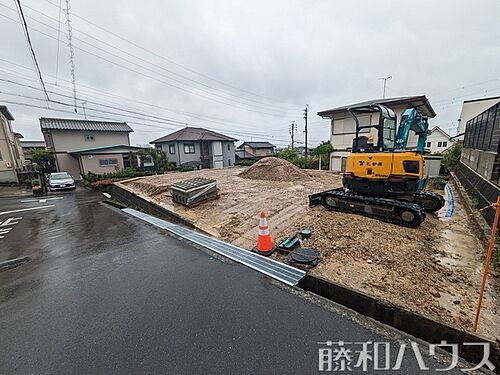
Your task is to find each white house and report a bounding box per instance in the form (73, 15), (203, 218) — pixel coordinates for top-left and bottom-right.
(317, 96), (436, 172)
(0, 105), (26, 183)
(457, 96), (500, 139)
(425, 126), (454, 154)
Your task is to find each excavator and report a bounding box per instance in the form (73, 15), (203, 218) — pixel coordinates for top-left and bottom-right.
(309, 104), (445, 227)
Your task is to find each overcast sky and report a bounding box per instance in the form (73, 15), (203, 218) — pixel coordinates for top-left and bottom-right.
(0, 0), (499, 147)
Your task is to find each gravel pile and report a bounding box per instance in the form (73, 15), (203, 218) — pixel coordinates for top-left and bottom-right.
(239, 157), (310, 182)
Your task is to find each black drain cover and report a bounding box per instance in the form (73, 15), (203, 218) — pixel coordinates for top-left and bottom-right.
(289, 247), (319, 264)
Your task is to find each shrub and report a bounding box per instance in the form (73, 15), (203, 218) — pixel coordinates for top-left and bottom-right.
(277, 148), (299, 164)
(441, 142), (462, 174)
(235, 159), (256, 166)
(176, 165), (194, 172)
(31, 148), (56, 174)
(82, 168), (155, 184)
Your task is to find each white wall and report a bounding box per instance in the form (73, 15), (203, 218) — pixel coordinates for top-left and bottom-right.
(48, 130), (130, 152)
(425, 129), (453, 153)
(458, 98), (500, 135)
(0, 114), (20, 182)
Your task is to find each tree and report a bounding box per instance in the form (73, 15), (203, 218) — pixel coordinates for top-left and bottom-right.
(31, 148), (56, 174)
(277, 147), (299, 163)
(312, 141), (332, 169)
(135, 148), (168, 173)
(313, 141), (333, 156)
(441, 142), (462, 174)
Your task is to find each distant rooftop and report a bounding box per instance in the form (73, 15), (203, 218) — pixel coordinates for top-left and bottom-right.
(151, 127), (237, 143)
(0, 105), (14, 120)
(40, 117), (133, 132)
(318, 95), (436, 118)
(463, 95), (500, 104)
(69, 144), (146, 154)
(20, 140), (46, 148)
(239, 141), (275, 149)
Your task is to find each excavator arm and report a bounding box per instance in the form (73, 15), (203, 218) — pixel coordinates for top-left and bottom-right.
(394, 108), (429, 152)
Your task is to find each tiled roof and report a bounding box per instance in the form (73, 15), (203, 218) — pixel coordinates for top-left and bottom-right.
(0, 105), (14, 120)
(69, 144), (146, 154)
(20, 140), (46, 148)
(40, 117), (133, 132)
(318, 95), (436, 118)
(240, 141), (275, 149)
(150, 127), (237, 143)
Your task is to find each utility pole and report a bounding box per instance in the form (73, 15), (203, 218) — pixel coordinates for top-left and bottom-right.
(81, 101), (87, 119)
(304, 104), (309, 155)
(289, 121), (297, 148)
(378, 76), (392, 98)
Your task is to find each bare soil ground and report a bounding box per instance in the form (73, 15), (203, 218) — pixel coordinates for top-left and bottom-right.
(121, 165), (499, 340)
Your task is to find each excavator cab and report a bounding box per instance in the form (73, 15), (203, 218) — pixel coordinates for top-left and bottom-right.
(344, 104), (423, 197)
(350, 104), (397, 153)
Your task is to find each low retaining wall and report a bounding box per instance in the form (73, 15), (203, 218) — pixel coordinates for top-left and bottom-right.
(299, 275), (499, 371)
(109, 183), (197, 230)
(455, 161), (500, 227)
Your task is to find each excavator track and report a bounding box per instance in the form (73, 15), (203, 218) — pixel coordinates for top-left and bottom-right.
(310, 189), (426, 228)
(411, 191), (446, 213)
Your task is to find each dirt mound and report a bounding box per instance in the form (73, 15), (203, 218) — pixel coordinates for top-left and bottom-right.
(239, 157), (310, 182)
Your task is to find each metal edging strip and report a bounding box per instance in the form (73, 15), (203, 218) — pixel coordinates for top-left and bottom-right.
(122, 208), (306, 286)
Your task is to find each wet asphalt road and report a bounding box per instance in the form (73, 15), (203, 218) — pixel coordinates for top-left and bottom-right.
(0, 188), (465, 374)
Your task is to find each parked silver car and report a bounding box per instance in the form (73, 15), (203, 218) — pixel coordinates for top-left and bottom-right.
(48, 172), (76, 191)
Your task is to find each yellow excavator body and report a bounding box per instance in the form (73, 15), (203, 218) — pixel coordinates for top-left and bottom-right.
(345, 151), (423, 180)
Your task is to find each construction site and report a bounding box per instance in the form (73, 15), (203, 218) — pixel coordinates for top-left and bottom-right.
(119, 157), (500, 340)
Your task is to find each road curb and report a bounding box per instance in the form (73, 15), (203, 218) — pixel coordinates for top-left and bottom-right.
(0, 256), (31, 271)
(298, 274), (500, 371)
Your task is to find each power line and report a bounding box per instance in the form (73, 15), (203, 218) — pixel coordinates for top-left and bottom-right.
(0, 75), (296, 142)
(2, 2), (301, 114)
(0, 8), (296, 118)
(13, 0), (49, 103)
(40, 0), (304, 108)
(0, 96), (295, 143)
(0, 67), (292, 136)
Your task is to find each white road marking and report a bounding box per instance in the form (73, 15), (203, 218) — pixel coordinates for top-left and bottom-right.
(0, 228), (12, 238)
(102, 193), (111, 198)
(21, 197), (64, 203)
(0, 205), (55, 216)
(0, 217), (22, 227)
(0, 216), (23, 240)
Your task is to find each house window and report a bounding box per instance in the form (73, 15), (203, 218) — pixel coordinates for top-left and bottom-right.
(426, 142), (431, 148)
(99, 158), (118, 166)
(184, 143), (195, 154)
(0, 149), (2, 160)
(169, 144), (176, 154)
(437, 142), (443, 147)
(227, 144), (230, 151)
(84, 134), (95, 142)
(443, 141), (448, 147)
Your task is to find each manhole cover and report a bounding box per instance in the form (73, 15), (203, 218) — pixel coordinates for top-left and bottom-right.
(290, 247), (319, 263)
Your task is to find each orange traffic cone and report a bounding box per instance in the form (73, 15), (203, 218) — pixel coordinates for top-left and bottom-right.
(254, 211), (275, 256)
